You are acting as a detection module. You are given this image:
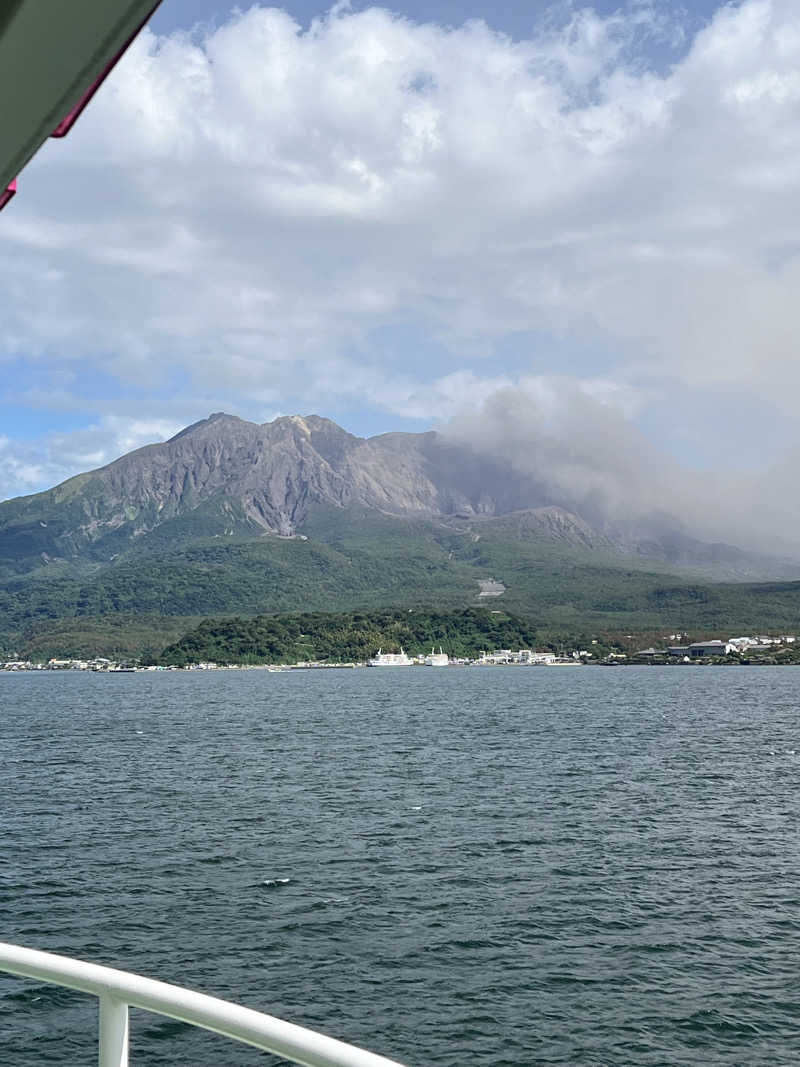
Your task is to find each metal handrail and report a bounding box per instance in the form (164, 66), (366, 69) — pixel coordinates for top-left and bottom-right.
(0, 942), (408, 1067)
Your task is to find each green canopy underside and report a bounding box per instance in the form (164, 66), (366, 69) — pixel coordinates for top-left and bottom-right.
(0, 0), (158, 190)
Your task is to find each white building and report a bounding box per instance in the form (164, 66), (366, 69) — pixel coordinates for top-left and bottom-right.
(688, 641), (733, 658)
(521, 651), (557, 665)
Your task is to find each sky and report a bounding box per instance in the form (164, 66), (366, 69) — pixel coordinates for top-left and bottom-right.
(3, 0), (800, 548)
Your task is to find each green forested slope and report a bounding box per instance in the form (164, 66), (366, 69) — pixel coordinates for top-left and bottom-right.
(2, 521), (800, 659)
(156, 608), (540, 665)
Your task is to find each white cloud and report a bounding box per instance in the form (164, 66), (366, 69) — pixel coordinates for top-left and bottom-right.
(3, 1), (800, 522)
(0, 417), (183, 500)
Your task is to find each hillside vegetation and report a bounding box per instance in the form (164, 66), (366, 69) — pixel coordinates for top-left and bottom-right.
(2, 527), (800, 659)
(156, 608), (540, 666)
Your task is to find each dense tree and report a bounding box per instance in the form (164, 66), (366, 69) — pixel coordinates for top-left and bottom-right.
(156, 608), (540, 666)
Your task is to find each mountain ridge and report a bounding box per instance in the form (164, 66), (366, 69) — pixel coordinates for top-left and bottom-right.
(2, 411), (800, 657)
(0, 411), (777, 577)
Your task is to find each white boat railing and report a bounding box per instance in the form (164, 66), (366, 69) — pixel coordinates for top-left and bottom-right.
(0, 942), (408, 1067)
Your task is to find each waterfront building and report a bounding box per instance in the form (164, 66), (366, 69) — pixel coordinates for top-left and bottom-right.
(688, 641), (733, 658)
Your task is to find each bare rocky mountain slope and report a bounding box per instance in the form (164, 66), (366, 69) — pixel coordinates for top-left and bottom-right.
(0, 412), (783, 576)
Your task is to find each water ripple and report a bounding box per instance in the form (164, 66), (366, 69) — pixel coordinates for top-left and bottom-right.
(1, 666), (800, 1065)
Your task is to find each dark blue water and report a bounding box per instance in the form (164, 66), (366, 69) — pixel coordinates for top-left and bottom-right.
(2, 666), (800, 1065)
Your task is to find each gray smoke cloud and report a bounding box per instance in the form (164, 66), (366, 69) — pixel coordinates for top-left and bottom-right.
(442, 377), (800, 561)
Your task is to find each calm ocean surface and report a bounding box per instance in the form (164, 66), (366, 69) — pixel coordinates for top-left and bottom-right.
(1, 666), (800, 1065)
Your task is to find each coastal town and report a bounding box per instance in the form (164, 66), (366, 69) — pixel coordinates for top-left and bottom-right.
(630, 634), (797, 662)
(2, 633), (798, 672)
(0, 652), (576, 671)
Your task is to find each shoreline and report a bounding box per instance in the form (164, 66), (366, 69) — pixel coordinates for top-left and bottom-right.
(3, 659), (800, 674)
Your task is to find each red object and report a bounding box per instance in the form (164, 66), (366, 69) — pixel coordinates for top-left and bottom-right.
(0, 179), (17, 212)
(51, 1), (161, 138)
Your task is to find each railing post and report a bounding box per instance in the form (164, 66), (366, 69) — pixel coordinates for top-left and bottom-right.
(0, 940), (409, 1067)
(99, 995), (129, 1067)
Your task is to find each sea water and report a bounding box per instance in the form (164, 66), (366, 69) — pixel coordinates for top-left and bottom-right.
(1, 666), (799, 1065)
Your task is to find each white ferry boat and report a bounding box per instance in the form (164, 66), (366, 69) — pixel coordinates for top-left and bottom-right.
(368, 648), (413, 666)
(424, 647), (449, 666)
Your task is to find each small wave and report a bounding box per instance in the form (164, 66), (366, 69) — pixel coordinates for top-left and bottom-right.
(263, 878), (291, 887)
(0, 983), (82, 1008)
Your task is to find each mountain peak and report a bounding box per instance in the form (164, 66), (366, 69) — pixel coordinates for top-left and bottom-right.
(288, 414), (311, 434)
(268, 413), (353, 436)
(168, 411), (246, 442)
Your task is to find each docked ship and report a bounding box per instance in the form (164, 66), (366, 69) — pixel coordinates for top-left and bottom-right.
(368, 648), (413, 666)
(424, 647), (449, 666)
